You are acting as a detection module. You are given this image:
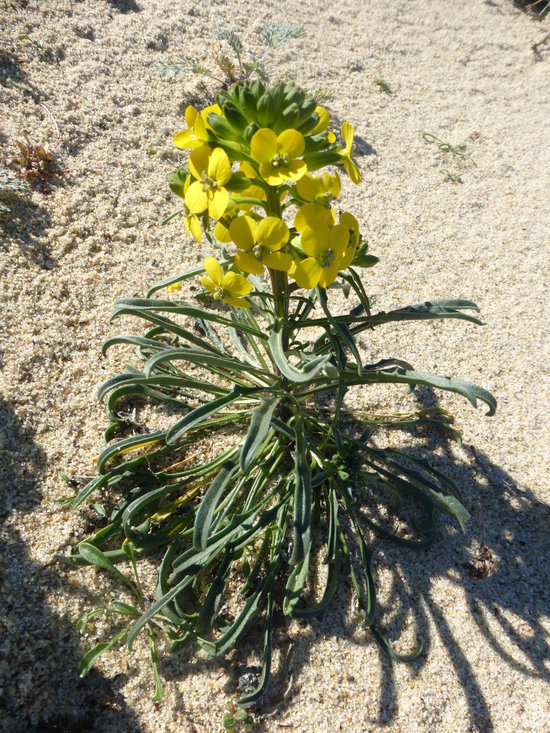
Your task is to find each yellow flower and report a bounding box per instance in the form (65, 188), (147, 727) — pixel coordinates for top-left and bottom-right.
(290, 221), (348, 289)
(338, 212), (360, 268)
(294, 202), (335, 234)
(201, 257), (253, 309)
(295, 171), (341, 205)
(311, 106), (336, 143)
(167, 281), (181, 293)
(230, 215), (291, 276)
(250, 128), (307, 186)
(339, 122), (361, 184)
(184, 146), (231, 220)
(173, 104), (222, 150)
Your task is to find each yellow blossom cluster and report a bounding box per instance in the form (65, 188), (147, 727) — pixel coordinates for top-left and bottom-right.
(168, 81), (365, 308)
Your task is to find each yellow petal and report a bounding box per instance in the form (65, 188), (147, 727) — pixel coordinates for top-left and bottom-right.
(339, 212), (359, 246)
(301, 224), (329, 258)
(185, 180), (207, 214)
(277, 129), (305, 158)
(251, 128), (278, 164)
(240, 161), (258, 178)
(329, 224), (349, 258)
(318, 260), (340, 288)
(294, 203), (333, 233)
(256, 217), (289, 251)
(203, 257), (223, 286)
(343, 158), (361, 184)
(312, 106), (330, 134)
(259, 163), (285, 186)
(208, 147), (232, 186)
(201, 275), (216, 293)
(295, 173), (320, 202)
(235, 251), (265, 275)
(263, 251), (293, 272)
(207, 188), (229, 220)
(292, 258), (322, 289)
(173, 129), (200, 149)
(230, 215), (256, 250)
(185, 105), (199, 127)
(188, 145), (212, 180)
(194, 114), (208, 141)
(342, 122), (354, 154)
(222, 270), (254, 296)
(213, 220), (231, 243)
(223, 295), (251, 309)
(188, 214), (202, 243)
(324, 173), (341, 198)
(284, 160), (307, 181)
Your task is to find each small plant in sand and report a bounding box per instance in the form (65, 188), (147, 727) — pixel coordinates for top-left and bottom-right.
(65, 80), (496, 706)
(4, 135), (66, 186)
(155, 23), (305, 87)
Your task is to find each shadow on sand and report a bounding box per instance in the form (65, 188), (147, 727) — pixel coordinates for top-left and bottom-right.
(0, 399), (145, 733)
(217, 387), (549, 731)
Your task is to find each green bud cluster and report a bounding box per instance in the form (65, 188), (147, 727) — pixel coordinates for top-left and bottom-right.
(203, 81), (346, 172)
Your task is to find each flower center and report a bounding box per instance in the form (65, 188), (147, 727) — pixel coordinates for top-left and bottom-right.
(271, 153), (289, 168)
(213, 286), (225, 301)
(252, 244), (264, 261)
(319, 249), (335, 268)
(201, 171), (218, 191)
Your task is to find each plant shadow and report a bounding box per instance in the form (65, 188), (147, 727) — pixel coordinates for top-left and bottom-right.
(0, 193), (56, 267)
(220, 385), (549, 730)
(0, 398), (145, 733)
(105, 0), (142, 13)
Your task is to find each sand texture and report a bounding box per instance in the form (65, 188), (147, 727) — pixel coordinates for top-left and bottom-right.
(1, 0), (549, 731)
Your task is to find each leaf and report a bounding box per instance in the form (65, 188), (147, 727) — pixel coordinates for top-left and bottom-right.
(240, 398), (279, 471)
(345, 366), (496, 416)
(283, 555), (310, 615)
(193, 462), (238, 551)
(77, 542), (137, 596)
(97, 430), (166, 474)
(111, 601), (140, 616)
(165, 388), (255, 445)
(269, 327), (330, 383)
(78, 642), (114, 677)
(238, 591), (274, 707)
(289, 414), (312, 566)
(144, 347), (272, 381)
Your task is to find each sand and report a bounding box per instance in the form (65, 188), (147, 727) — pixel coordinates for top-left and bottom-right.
(1, 0), (549, 731)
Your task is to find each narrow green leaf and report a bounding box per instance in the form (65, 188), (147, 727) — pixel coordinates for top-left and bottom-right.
(111, 601), (140, 616)
(240, 398), (279, 471)
(166, 389), (254, 445)
(290, 414), (312, 566)
(78, 642), (115, 677)
(193, 462), (238, 551)
(345, 366), (496, 416)
(238, 591), (274, 707)
(78, 542), (137, 596)
(269, 327), (330, 383)
(283, 554), (310, 615)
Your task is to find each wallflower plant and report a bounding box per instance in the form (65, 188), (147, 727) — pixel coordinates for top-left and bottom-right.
(66, 79), (496, 708)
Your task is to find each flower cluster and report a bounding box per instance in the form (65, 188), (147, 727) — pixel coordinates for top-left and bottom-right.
(169, 80), (367, 308)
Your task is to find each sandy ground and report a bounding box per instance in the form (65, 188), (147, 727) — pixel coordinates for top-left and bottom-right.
(1, 0), (549, 731)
